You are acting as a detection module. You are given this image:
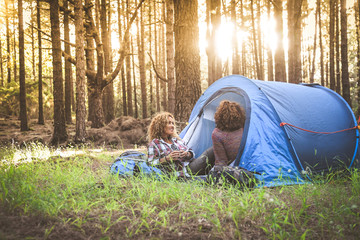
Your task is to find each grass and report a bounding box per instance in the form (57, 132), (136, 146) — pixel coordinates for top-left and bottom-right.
(0, 144), (359, 239)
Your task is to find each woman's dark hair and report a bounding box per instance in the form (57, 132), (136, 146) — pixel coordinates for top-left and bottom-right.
(214, 100), (245, 131)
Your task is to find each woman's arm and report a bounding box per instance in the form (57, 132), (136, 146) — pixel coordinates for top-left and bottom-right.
(148, 139), (178, 164)
(175, 138), (195, 160)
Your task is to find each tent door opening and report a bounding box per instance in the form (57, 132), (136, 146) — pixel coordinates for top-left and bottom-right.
(182, 87), (251, 161)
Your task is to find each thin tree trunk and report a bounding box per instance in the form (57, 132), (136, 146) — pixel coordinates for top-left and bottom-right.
(318, 0), (325, 87)
(166, 0), (175, 114)
(207, 0), (222, 85)
(329, 0), (336, 90)
(231, 0), (240, 75)
(206, 0), (212, 83)
(101, 0), (115, 124)
(240, 0), (246, 75)
(336, 0), (341, 93)
(18, 0), (28, 131)
(50, 0), (67, 144)
(131, 36), (138, 119)
(154, 2), (160, 112)
(0, 39), (3, 86)
(310, 0), (318, 83)
(138, 3), (147, 118)
(340, 0), (350, 106)
(149, 1), (155, 116)
(37, 0), (44, 124)
(126, 1), (133, 116)
(13, 3), (17, 84)
(257, 0), (264, 80)
(85, 0), (96, 123)
(266, 0), (274, 81)
(273, 0), (287, 82)
(31, 2), (36, 82)
(5, 0), (11, 84)
(250, 0), (260, 79)
(161, 2), (167, 111)
(75, 0), (87, 142)
(64, 0), (73, 124)
(119, 0), (127, 116)
(356, 0), (360, 116)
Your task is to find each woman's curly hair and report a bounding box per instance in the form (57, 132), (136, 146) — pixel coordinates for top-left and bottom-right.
(214, 100), (246, 131)
(147, 112), (179, 142)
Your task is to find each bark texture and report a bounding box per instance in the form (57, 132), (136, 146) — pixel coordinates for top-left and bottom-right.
(174, 0), (201, 122)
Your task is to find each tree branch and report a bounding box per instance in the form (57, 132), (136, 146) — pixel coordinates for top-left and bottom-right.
(102, 0), (146, 88)
(147, 52), (168, 83)
(28, 23), (76, 47)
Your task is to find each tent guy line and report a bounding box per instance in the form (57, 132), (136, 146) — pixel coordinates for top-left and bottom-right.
(280, 122), (359, 134)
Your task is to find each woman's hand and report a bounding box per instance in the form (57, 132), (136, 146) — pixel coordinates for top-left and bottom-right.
(168, 151), (182, 161)
(179, 150), (191, 159)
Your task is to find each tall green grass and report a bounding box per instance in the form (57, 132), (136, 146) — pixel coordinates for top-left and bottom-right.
(0, 144), (359, 239)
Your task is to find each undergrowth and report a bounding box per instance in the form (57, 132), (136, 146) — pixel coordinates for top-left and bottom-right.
(0, 145), (359, 239)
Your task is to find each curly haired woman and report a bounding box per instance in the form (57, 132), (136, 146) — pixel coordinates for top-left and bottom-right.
(147, 112), (194, 173)
(147, 112), (215, 175)
(212, 100), (246, 166)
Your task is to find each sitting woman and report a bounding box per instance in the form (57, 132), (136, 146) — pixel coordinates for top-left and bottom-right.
(147, 112), (215, 176)
(212, 100), (246, 167)
(147, 112), (194, 174)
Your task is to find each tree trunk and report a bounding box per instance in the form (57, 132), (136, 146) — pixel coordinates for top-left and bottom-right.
(18, 0), (28, 131)
(340, 0), (350, 106)
(84, 0), (105, 128)
(318, 0), (325, 86)
(329, 0), (336, 90)
(125, 39), (133, 117)
(37, 0), (44, 124)
(240, 0), (246, 75)
(50, 0), (67, 144)
(257, 0), (264, 80)
(64, 0), (73, 124)
(0, 39), (3, 86)
(154, 2), (160, 112)
(273, 0), (287, 82)
(85, 0), (96, 123)
(149, 1), (155, 116)
(288, 0), (302, 84)
(13, 8), (17, 84)
(138, 3), (147, 118)
(161, 3), (167, 111)
(5, 0), (11, 84)
(101, 0), (115, 124)
(356, 0), (360, 116)
(30, 2), (35, 82)
(74, 0), (87, 142)
(125, 0), (133, 117)
(117, 0), (127, 116)
(310, 0), (318, 83)
(336, 0), (341, 93)
(131, 36), (138, 119)
(231, 0), (240, 75)
(250, 0), (261, 80)
(166, 0), (175, 114)
(207, 0), (222, 85)
(174, 0), (201, 122)
(266, 0), (274, 81)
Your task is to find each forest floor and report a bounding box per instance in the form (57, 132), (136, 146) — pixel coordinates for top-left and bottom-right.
(0, 116), (151, 150)
(0, 117), (360, 239)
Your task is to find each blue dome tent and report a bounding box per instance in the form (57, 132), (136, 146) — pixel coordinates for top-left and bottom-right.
(179, 75), (359, 186)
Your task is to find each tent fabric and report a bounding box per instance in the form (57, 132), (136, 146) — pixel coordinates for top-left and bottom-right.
(180, 75), (359, 186)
